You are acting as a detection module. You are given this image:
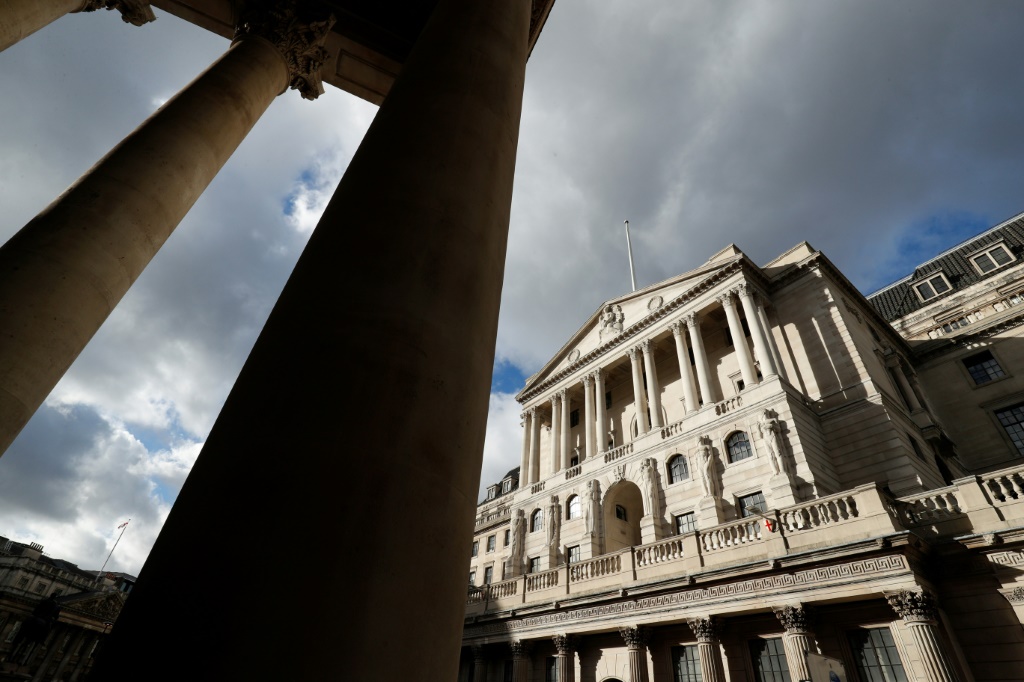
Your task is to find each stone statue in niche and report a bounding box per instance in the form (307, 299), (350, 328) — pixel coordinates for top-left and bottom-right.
(639, 457), (659, 516)
(510, 508), (526, 570)
(599, 304), (625, 340)
(584, 480), (600, 535)
(758, 409), (784, 476)
(546, 495), (561, 549)
(698, 435), (717, 498)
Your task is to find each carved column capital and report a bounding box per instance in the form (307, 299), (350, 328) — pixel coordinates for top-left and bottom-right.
(581, 373), (593, 388)
(550, 393), (560, 407)
(886, 590), (938, 623)
(77, 0), (156, 26)
(471, 644), (486, 661)
(528, 406), (538, 418)
(773, 604), (812, 633)
(234, 0), (336, 101)
(556, 388), (568, 400)
(718, 292), (735, 308)
(670, 320), (686, 336)
(683, 312), (700, 328)
(626, 346), (640, 361)
(687, 617), (718, 643)
(736, 282), (754, 299)
(639, 338), (653, 353)
(510, 640), (532, 658)
(590, 368), (603, 382)
(552, 634), (578, 654)
(618, 626), (650, 649)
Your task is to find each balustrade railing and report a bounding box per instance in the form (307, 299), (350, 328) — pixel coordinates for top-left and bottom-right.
(634, 537), (684, 568)
(474, 505), (511, 530)
(982, 469), (1024, 504)
(467, 587), (484, 604)
(604, 443), (633, 463)
(699, 518), (761, 552)
(565, 465), (582, 480)
(778, 493), (858, 532)
(486, 578), (518, 600)
(661, 419), (685, 439)
(569, 551), (624, 582)
(894, 487), (962, 525)
(525, 568), (559, 592)
(531, 481), (546, 495)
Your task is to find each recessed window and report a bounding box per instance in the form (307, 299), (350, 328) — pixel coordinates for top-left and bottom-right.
(615, 504), (628, 521)
(528, 557), (540, 574)
(570, 455), (579, 467)
(738, 491), (767, 518)
(531, 509), (544, 533)
(569, 409), (580, 427)
(469, 570), (476, 585)
(749, 638), (791, 682)
(483, 566), (493, 585)
(486, 535), (496, 552)
(913, 273), (952, 302)
(847, 628), (908, 682)
(971, 244), (1014, 275)
(672, 645), (702, 682)
(727, 432), (753, 463)
(502, 479), (512, 493)
(567, 545), (581, 564)
(486, 485), (497, 500)
(504, 529), (511, 547)
(668, 454), (688, 483)
(674, 512), (697, 534)
(566, 495), (581, 520)
(963, 350), (1006, 385)
(471, 541), (479, 557)
(995, 403), (1024, 457)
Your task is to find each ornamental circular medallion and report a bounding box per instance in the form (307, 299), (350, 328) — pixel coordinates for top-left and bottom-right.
(648, 295), (664, 311)
(568, 349), (581, 364)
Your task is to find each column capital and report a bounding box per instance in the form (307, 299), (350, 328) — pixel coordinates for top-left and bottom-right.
(556, 388), (568, 400)
(618, 626), (650, 649)
(234, 0), (336, 101)
(590, 368), (603, 382)
(683, 311), (701, 328)
(687, 616), (718, 643)
(550, 393), (560, 406)
(670, 320), (686, 336)
(77, 0), (156, 27)
(626, 345), (641, 361)
(582, 373), (593, 388)
(736, 281), (755, 299)
(717, 292), (735, 308)
(528, 406), (538, 417)
(552, 634), (578, 654)
(472, 644), (486, 661)
(886, 590), (939, 623)
(773, 604), (813, 633)
(639, 338), (653, 353)
(510, 640), (532, 658)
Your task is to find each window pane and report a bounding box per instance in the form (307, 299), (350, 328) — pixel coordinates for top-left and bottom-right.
(992, 245), (1012, 265)
(483, 567), (493, 584)
(672, 645), (703, 682)
(727, 432), (753, 462)
(931, 276), (950, 294)
(568, 496), (581, 519)
(974, 253), (996, 273)
(848, 628), (908, 682)
(750, 638), (791, 682)
(996, 403), (1024, 456)
(738, 492), (767, 518)
(963, 350), (1005, 385)
(568, 545), (581, 564)
(669, 455), (688, 483)
(916, 282), (935, 300)
(675, 512), (697, 534)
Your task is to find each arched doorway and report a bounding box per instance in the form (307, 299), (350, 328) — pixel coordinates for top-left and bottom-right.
(603, 480), (643, 552)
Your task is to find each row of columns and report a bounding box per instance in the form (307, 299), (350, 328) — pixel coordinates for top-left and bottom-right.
(469, 591), (960, 682)
(0, 0), (155, 54)
(7, 621), (100, 682)
(519, 284), (782, 485)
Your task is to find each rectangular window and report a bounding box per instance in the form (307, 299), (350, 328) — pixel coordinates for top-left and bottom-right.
(5, 622), (20, 644)
(529, 557), (541, 574)
(914, 273), (951, 302)
(971, 244), (1014, 274)
(672, 645), (703, 682)
(570, 456), (579, 467)
(848, 628), (909, 682)
(570, 409), (580, 427)
(483, 566), (493, 585)
(487, 535), (496, 552)
(567, 545), (581, 564)
(502, 479), (512, 493)
(749, 638), (791, 682)
(996, 403), (1024, 456)
(504, 529), (511, 547)
(615, 504), (628, 521)
(963, 350), (1006, 385)
(674, 512), (697, 534)
(469, 571), (476, 585)
(471, 541), (479, 557)
(605, 390), (613, 409)
(738, 492), (767, 518)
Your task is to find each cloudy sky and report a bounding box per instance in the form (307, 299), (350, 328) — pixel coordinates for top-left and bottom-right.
(2, 1), (1023, 575)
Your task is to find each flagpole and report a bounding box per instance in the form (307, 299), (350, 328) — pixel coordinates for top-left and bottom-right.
(624, 220), (637, 292)
(97, 519), (130, 583)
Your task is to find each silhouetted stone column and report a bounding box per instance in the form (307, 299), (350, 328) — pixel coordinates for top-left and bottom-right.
(472, 645), (488, 682)
(628, 346), (649, 436)
(66, 633), (96, 682)
(594, 369), (607, 452)
(0, 0), (154, 53)
(552, 634), (577, 682)
(670, 321), (699, 413)
(91, 0), (534, 679)
(640, 339), (663, 428)
(688, 617), (723, 682)
(560, 389), (571, 469)
(0, 0), (332, 457)
(583, 373), (595, 459)
(685, 312), (716, 405)
(521, 410), (533, 484)
(737, 284), (777, 376)
(887, 591), (960, 682)
(774, 605), (816, 682)
(619, 626), (650, 682)
(720, 292), (756, 387)
(530, 406), (542, 483)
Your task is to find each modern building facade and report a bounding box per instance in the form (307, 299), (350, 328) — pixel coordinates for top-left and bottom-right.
(462, 214), (1024, 682)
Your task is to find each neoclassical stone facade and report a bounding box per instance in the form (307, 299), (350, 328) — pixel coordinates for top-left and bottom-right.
(463, 221), (1024, 681)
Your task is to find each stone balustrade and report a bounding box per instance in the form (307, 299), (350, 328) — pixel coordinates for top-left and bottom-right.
(486, 578), (518, 600)
(604, 443), (633, 463)
(474, 505), (511, 531)
(778, 491), (858, 532)
(565, 464), (582, 480)
(981, 469), (1024, 504)
(660, 419), (686, 439)
(634, 536), (685, 568)
(893, 487), (961, 526)
(699, 518), (762, 553)
(531, 481), (546, 495)
(569, 550), (625, 583)
(526, 567), (559, 592)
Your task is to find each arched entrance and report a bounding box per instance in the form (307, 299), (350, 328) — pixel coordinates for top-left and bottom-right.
(603, 480), (644, 552)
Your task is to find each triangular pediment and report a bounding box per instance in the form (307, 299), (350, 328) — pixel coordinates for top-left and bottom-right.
(518, 251), (748, 401)
(59, 590), (127, 622)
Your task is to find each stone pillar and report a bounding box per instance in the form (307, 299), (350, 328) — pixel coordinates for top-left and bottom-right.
(510, 641), (531, 682)
(619, 627), (650, 682)
(90, 0), (535, 680)
(720, 293), (757, 388)
(886, 591), (960, 682)
(520, 411), (532, 486)
(686, 313), (716, 406)
(47, 627), (87, 681)
(671, 321), (699, 414)
(0, 0), (154, 54)
(66, 633), (96, 682)
(594, 369), (608, 453)
(560, 389), (571, 469)
(628, 346), (649, 436)
(687, 617), (724, 682)
(472, 645), (487, 682)
(640, 340), (663, 428)
(28, 625), (66, 682)
(582, 374), (595, 460)
(891, 361), (924, 412)
(530, 407), (542, 484)
(550, 395), (561, 474)
(552, 634), (577, 682)
(0, 0), (333, 458)
(737, 284), (777, 376)
(774, 605), (815, 682)
(755, 297), (786, 380)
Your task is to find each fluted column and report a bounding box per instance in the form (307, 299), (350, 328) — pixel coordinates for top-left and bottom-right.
(754, 297), (785, 379)
(688, 618), (723, 682)
(530, 407), (541, 484)
(670, 322), (698, 413)
(627, 347), (648, 436)
(520, 411), (532, 485)
(552, 634), (577, 682)
(91, 0), (536, 678)
(582, 374), (595, 460)
(774, 605), (815, 682)
(737, 284), (777, 376)
(510, 641), (531, 682)
(640, 340), (663, 427)
(594, 369), (608, 453)
(720, 292), (756, 388)
(887, 591), (960, 682)
(0, 0), (334, 457)
(550, 394), (561, 474)
(560, 389), (571, 468)
(619, 627), (650, 682)
(0, 0), (154, 54)
(472, 645), (487, 682)
(685, 313), (716, 406)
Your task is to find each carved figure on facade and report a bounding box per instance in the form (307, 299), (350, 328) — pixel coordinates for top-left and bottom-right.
(758, 409), (784, 476)
(697, 435), (717, 498)
(886, 590), (938, 623)
(639, 457), (660, 517)
(76, 0), (157, 26)
(510, 509), (526, 572)
(546, 495), (561, 549)
(584, 479), (601, 535)
(599, 304), (625, 340)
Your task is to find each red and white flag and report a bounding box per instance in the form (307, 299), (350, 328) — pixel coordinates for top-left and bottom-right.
(117, 520), (130, 529)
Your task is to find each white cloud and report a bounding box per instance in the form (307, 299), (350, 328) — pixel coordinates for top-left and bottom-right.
(480, 393), (525, 499)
